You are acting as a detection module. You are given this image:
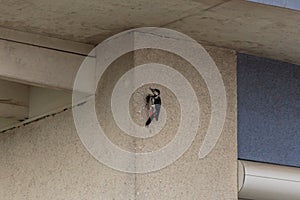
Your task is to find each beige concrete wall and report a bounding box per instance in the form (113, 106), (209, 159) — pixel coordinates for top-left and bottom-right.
(132, 47), (237, 199)
(0, 45), (237, 200)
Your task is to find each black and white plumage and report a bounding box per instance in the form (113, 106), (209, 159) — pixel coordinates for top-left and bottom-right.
(145, 88), (161, 127)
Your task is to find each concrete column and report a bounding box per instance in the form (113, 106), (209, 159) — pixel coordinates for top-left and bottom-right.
(0, 44), (237, 199)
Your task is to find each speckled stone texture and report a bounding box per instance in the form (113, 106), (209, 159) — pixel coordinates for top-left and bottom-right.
(0, 45), (237, 200)
(132, 47), (237, 200)
(0, 110), (136, 200)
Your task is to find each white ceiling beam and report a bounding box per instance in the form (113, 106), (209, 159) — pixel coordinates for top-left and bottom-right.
(0, 38), (96, 91)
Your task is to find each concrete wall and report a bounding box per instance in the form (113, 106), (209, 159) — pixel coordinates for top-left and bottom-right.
(0, 46), (237, 200)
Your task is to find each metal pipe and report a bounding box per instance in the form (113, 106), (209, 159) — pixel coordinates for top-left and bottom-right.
(238, 160), (300, 200)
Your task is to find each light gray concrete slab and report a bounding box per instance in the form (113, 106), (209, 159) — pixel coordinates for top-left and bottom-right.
(0, 0), (299, 65)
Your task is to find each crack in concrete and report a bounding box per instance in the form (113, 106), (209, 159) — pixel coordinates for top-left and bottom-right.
(0, 36), (95, 57)
(0, 95), (94, 134)
(160, 0), (233, 28)
(96, 1), (234, 46)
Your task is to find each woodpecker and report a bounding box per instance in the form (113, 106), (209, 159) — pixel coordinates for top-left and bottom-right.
(145, 88), (161, 127)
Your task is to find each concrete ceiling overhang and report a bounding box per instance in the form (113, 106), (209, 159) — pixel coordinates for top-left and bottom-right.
(0, 0), (299, 64)
(0, 0), (299, 131)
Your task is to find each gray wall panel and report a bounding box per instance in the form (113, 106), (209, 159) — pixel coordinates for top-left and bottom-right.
(238, 53), (300, 167)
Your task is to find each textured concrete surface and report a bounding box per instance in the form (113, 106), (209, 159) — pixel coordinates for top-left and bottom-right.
(166, 0), (300, 65)
(0, 110), (136, 200)
(0, 45), (237, 199)
(0, 0), (299, 65)
(0, 0), (223, 43)
(238, 53), (300, 167)
(132, 47), (237, 199)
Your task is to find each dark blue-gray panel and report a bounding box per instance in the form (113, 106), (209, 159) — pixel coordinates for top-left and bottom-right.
(237, 53), (300, 167)
(247, 0), (300, 11)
